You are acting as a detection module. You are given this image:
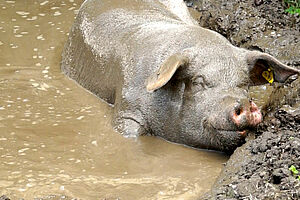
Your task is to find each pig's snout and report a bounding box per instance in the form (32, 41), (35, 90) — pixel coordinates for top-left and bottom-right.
(231, 101), (262, 129)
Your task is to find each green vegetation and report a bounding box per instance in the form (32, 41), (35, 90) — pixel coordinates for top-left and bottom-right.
(283, 0), (300, 14)
(289, 165), (300, 181)
(289, 165), (299, 175)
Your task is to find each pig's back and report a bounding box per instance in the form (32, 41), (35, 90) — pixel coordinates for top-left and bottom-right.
(61, 0), (199, 104)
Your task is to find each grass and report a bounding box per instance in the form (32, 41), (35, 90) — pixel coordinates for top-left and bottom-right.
(283, 0), (300, 14)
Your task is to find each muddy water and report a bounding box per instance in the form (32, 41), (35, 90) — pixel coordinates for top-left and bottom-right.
(0, 0), (229, 199)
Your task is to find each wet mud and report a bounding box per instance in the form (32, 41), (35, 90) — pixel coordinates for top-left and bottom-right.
(184, 0), (300, 199)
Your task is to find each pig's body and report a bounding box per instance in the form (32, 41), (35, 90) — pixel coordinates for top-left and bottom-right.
(62, 0), (299, 152)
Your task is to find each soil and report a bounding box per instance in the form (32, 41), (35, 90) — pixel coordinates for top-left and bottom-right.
(184, 0), (300, 199)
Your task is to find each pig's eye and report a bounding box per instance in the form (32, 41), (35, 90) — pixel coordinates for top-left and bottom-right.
(188, 75), (212, 94)
(191, 76), (210, 89)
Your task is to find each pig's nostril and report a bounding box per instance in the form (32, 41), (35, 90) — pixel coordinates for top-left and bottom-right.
(232, 106), (243, 127)
(235, 107), (243, 116)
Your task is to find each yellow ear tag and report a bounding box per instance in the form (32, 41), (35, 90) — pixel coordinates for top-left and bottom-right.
(262, 68), (274, 84)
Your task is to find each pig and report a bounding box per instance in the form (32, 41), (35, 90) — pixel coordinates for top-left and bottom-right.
(61, 0), (299, 152)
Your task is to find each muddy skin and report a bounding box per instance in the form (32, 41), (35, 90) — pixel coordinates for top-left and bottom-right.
(61, 0), (299, 153)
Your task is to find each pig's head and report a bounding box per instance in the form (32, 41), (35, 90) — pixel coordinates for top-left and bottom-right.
(146, 48), (299, 153)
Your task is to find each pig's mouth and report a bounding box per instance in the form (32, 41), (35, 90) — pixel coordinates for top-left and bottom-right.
(205, 119), (248, 137)
(209, 124), (249, 140)
(214, 128), (248, 137)
(205, 126), (248, 153)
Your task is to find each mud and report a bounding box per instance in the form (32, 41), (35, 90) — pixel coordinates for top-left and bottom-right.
(185, 0), (300, 199)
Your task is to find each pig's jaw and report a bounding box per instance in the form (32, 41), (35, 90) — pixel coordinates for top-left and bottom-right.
(204, 117), (260, 152)
(208, 129), (247, 153)
(202, 122), (245, 152)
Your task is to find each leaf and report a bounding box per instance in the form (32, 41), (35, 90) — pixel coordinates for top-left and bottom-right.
(289, 165), (299, 175)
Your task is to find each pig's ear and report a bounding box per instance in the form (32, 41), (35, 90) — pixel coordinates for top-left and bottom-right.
(246, 51), (300, 85)
(146, 53), (189, 92)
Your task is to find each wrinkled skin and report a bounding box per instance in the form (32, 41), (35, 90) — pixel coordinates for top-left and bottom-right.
(61, 0), (299, 152)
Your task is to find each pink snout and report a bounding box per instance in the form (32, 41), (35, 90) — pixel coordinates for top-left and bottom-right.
(231, 101), (262, 128)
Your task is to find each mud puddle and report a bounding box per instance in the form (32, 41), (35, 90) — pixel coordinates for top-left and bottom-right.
(0, 1), (229, 199)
